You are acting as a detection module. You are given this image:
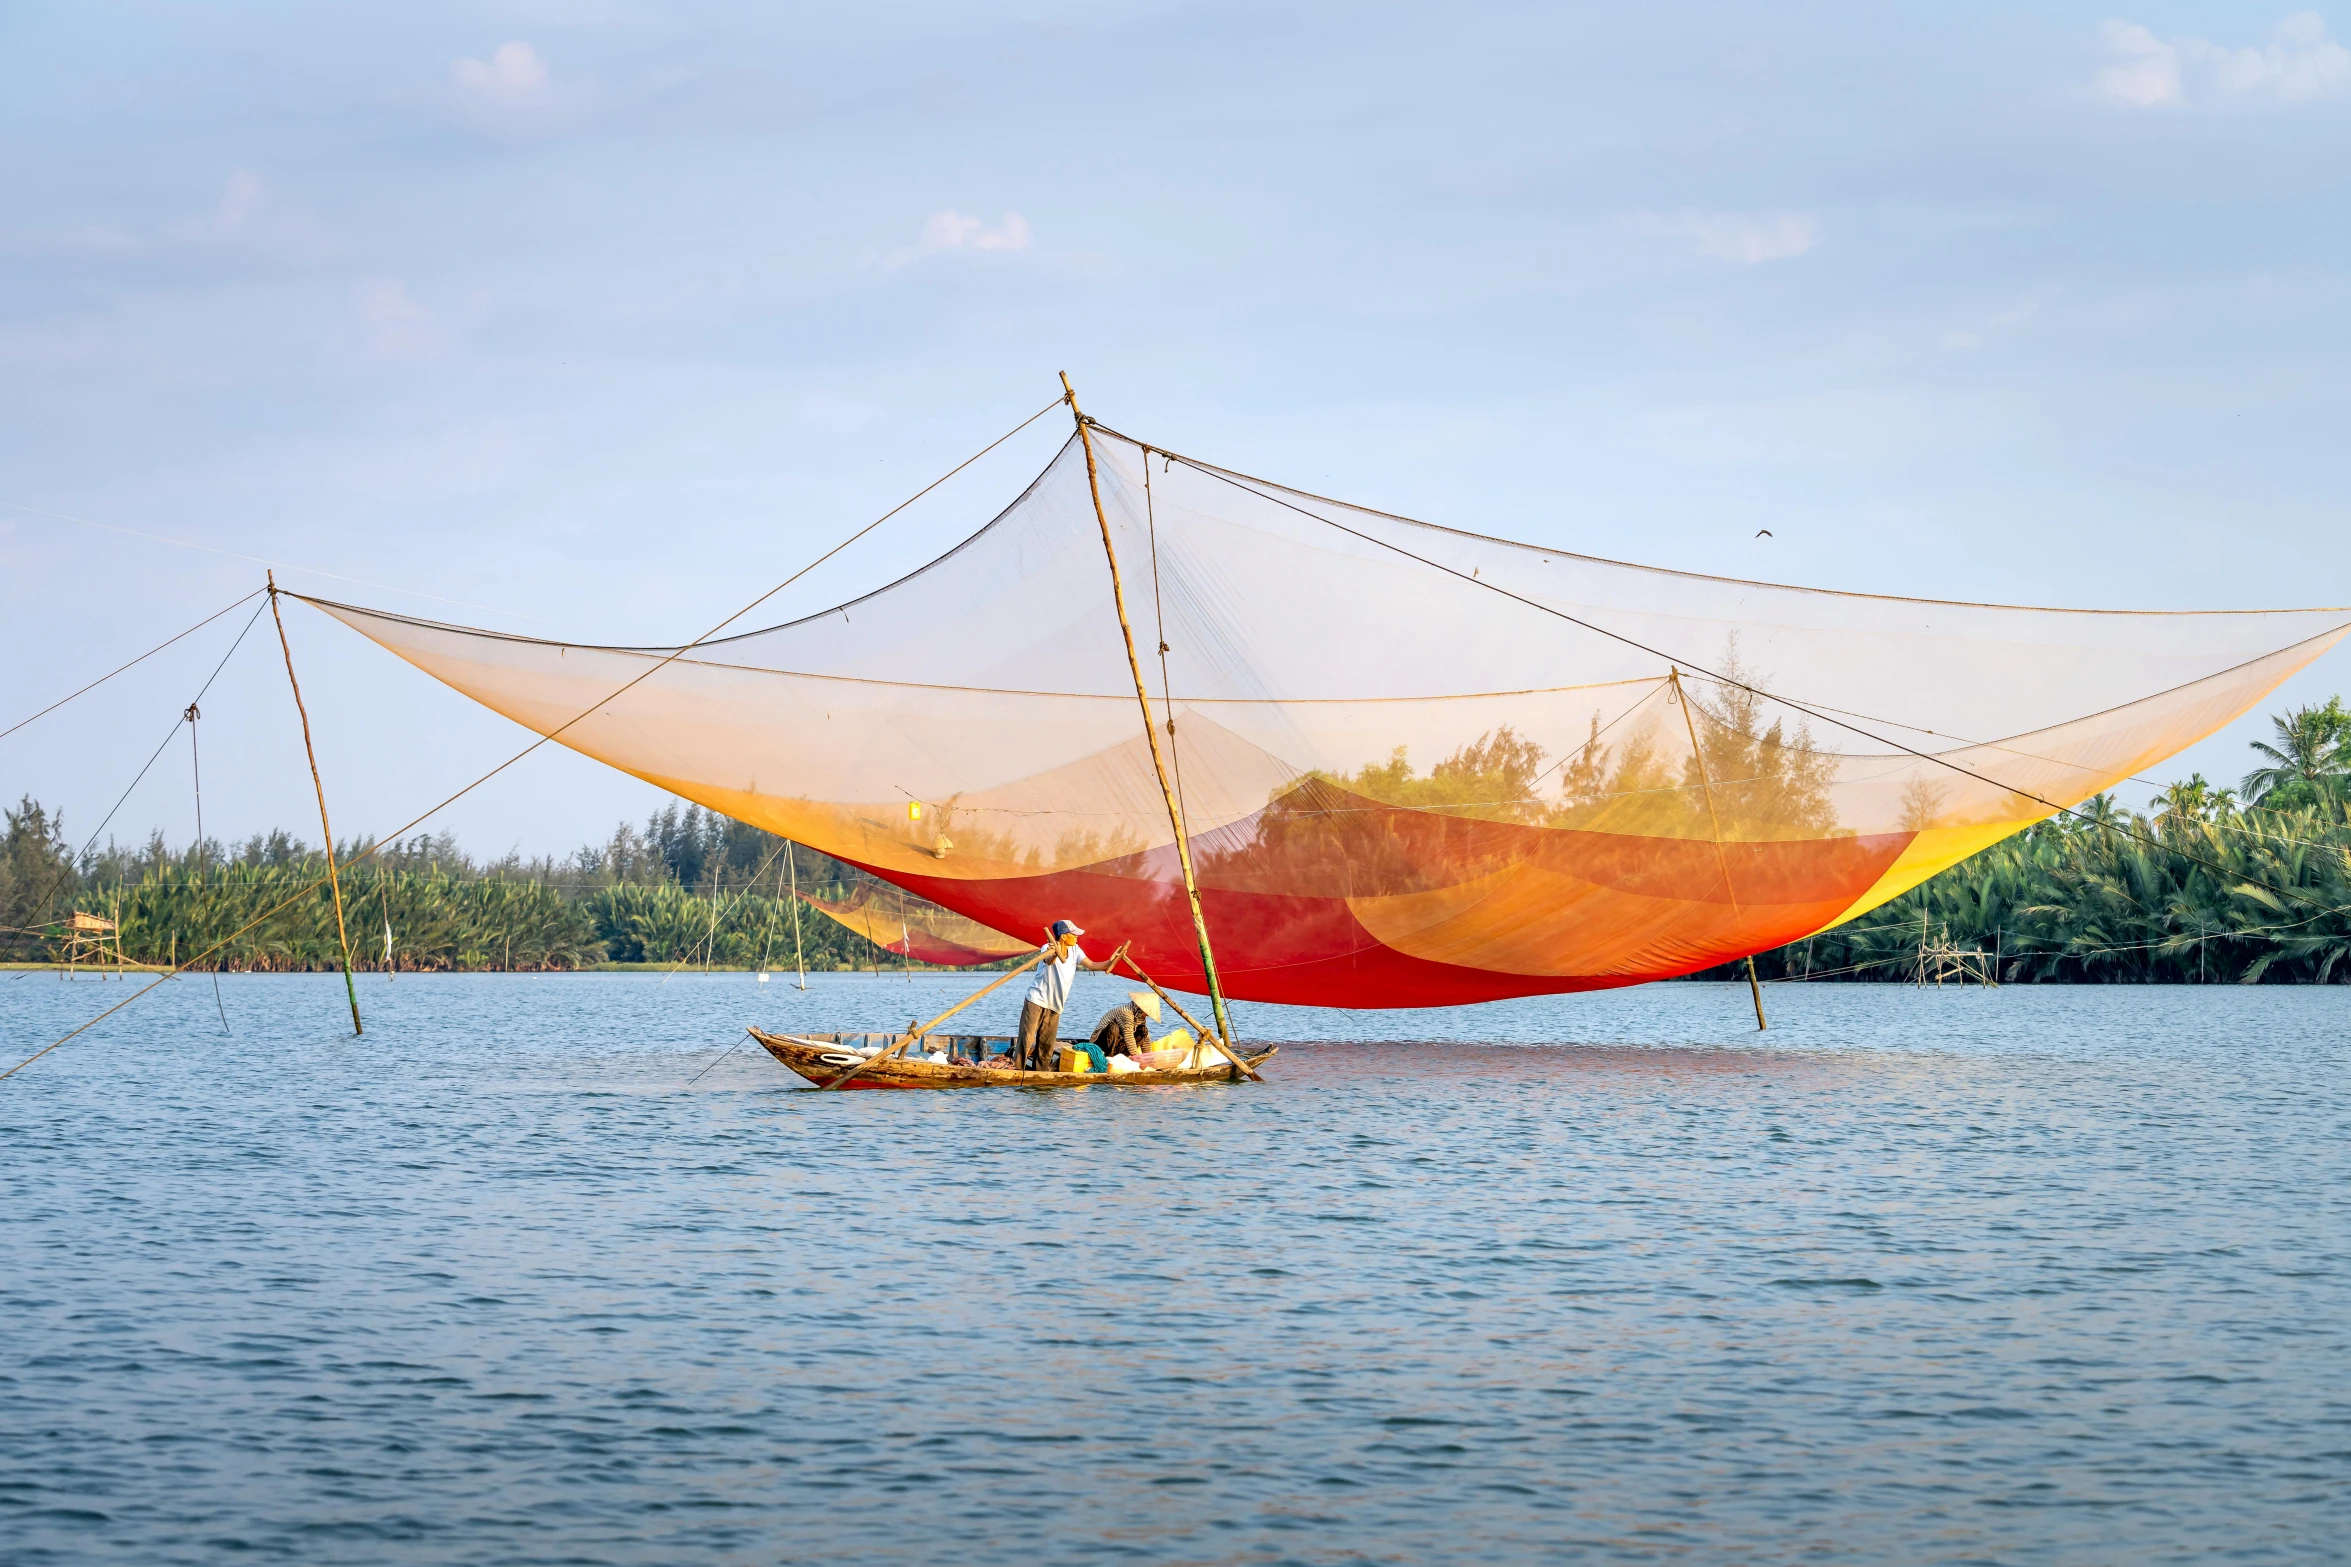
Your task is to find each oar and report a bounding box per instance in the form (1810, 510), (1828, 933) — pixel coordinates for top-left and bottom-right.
(1116, 953), (1259, 1082)
(816, 949), (1044, 1091)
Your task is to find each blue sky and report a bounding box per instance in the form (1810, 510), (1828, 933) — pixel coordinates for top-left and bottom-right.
(4, 3), (2347, 858)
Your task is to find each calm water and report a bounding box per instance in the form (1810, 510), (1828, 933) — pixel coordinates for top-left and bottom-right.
(3, 971), (2346, 1564)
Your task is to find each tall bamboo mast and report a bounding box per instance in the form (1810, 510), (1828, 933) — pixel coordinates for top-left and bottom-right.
(1060, 373), (1241, 1059)
(269, 573), (363, 1036)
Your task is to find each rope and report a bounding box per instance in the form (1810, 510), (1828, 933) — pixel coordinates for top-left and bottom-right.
(1, 398), (1066, 1085)
(685, 1031), (753, 1088)
(653, 831), (796, 985)
(1670, 667), (2351, 857)
(0, 590), (263, 744)
(186, 703), (231, 1034)
(5, 601), (271, 957)
(1147, 439), (2350, 921)
(1142, 451), (1198, 844)
(1100, 440), (2348, 620)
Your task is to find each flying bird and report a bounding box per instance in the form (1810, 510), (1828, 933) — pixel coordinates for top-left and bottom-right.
(1755, 529), (1773, 538)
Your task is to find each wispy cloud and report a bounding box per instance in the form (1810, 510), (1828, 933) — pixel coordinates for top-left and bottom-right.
(334, 278), (472, 363)
(920, 210), (1031, 254)
(877, 210), (1033, 269)
(173, 170), (332, 261)
(2094, 12), (2351, 107)
(450, 41), (589, 132)
(1629, 211), (1817, 265)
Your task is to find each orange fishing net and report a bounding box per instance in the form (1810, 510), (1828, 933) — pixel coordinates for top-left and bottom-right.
(798, 883), (1033, 967)
(310, 424), (2349, 1006)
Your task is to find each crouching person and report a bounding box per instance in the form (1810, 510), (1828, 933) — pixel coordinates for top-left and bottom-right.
(1092, 990), (1162, 1060)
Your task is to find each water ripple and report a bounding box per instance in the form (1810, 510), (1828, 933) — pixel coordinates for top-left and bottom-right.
(3, 973), (2346, 1563)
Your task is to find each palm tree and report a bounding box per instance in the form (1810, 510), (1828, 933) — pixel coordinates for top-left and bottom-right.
(2241, 698), (2348, 807)
(2152, 773), (2216, 822)
(2070, 792), (2130, 833)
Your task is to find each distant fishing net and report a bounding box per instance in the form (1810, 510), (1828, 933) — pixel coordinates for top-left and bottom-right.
(799, 882), (1033, 967)
(310, 425), (2351, 1005)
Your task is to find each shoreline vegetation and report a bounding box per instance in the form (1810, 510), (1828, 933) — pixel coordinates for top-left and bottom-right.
(6, 698), (2347, 984)
(0, 801), (970, 976)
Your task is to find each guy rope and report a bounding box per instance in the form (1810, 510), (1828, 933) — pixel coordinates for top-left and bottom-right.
(4, 399), (1069, 1083)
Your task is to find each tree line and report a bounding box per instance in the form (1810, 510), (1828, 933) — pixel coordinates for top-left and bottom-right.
(1702, 697), (2351, 985)
(7, 697), (2347, 980)
(0, 800), (926, 973)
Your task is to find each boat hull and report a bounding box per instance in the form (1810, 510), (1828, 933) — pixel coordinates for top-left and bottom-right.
(750, 1028), (1275, 1090)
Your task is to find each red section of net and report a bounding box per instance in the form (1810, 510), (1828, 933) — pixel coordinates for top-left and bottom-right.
(861, 782), (1916, 1007)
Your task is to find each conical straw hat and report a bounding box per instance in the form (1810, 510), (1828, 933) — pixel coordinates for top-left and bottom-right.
(1128, 990), (1162, 1021)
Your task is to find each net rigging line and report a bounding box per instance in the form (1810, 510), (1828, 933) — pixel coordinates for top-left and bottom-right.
(0, 589), (264, 744)
(2, 396), (1068, 1085)
(656, 830), (799, 988)
(1668, 664), (2351, 859)
(5, 599), (273, 960)
(1136, 430), (2351, 922)
(185, 701), (232, 1035)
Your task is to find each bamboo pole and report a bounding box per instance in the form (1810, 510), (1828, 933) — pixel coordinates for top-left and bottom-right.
(1060, 373), (1238, 1054)
(817, 950), (1045, 1091)
(1670, 669), (1764, 1032)
(787, 843), (807, 989)
(268, 573), (362, 1036)
(1116, 952), (1258, 1081)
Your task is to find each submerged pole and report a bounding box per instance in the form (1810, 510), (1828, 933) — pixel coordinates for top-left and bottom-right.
(268, 573), (363, 1037)
(1060, 372), (1246, 1071)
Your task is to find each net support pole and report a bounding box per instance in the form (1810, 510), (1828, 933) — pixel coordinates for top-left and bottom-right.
(1670, 668), (1764, 1032)
(268, 573), (363, 1037)
(1060, 372), (1245, 1071)
(786, 841), (807, 989)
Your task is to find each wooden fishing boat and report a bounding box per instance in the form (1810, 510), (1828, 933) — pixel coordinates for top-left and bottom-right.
(751, 1027), (1276, 1090)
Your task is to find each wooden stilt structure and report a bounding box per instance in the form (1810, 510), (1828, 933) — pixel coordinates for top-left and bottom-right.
(268, 572), (363, 1036)
(59, 910), (121, 978)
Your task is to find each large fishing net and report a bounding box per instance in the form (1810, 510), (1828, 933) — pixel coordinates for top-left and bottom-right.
(311, 423), (2350, 1005)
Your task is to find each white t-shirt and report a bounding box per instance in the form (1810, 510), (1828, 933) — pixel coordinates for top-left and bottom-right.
(1025, 942), (1088, 1013)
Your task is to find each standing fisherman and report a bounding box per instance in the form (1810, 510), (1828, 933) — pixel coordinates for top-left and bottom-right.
(1017, 920), (1126, 1069)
